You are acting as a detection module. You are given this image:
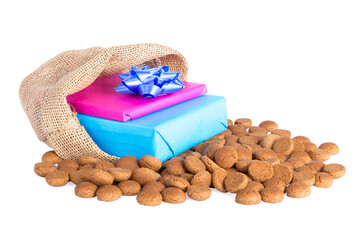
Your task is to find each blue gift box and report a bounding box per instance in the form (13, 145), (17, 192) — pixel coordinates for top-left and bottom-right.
(77, 95), (227, 162)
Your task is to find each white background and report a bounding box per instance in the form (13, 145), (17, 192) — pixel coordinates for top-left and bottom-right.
(1, 0), (359, 239)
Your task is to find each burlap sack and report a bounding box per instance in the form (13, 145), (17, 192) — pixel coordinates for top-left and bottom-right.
(19, 43), (188, 162)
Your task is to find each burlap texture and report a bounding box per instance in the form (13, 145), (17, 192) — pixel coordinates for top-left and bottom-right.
(19, 43), (188, 162)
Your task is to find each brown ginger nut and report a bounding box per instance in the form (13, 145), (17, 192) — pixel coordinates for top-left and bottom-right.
(303, 142), (318, 153)
(201, 156), (221, 173)
(166, 158), (186, 176)
(157, 175), (172, 185)
(263, 178), (286, 192)
(177, 150), (193, 158)
(249, 144), (262, 152)
(34, 162), (57, 177)
(132, 167), (158, 186)
(292, 139), (305, 152)
(314, 172), (333, 188)
(205, 138), (226, 146)
(292, 172), (315, 186)
(224, 172), (248, 193)
(265, 158), (281, 166)
(234, 118), (252, 128)
(74, 182), (98, 198)
(260, 134), (280, 149)
(215, 146), (239, 168)
(228, 124), (246, 133)
(245, 181), (264, 192)
(161, 187), (186, 204)
(211, 168), (229, 192)
(95, 161), (115, 171)
(235, 160), (253, 173)
(136, 190), (162, 206)
(293, 136), (310, 143)
(162, 157), (177, 166)
(259, 120), (278, 131)
(213, 131), (227, 139)
(319, 142), (339, 155)
(139, 155), (162, 172)
(233, 145), (252, 161)
(190, 151), (202, 159)
(225, 142), (242, 148)
(246, 174), (253, 182)
(248, 161), (273, 182)
(163, 175), (190, 191)
(57, 159), (79, 170)
(183, 149), (195, 155)
(187, 185), (212, 201)
(227, 119), (233, 126)
(225, 135), (241, 144)
(142, 181), (166, 192)
(272, 137), (294, 155)
(248, 126), (268, 134)
(191, 170), (212, 187)
(239, 135), (260, 145)
(289, 151), (311, 164)
(160, 169), (171, 177)
(286, 182), (311, 198)
(276, 153), (286, 163)
(260, 187), (284, 203)
(323, 163), (346, 179)
(272, 164), (293, 184)
(232, 130), (249, 137)
(281, 162), (294, 170)
(286, 157), (306, 169)
(176, 153), (188, 159)
(90, 168), (114, 186)
(218, 129), (232, 137)
(117, 180), (141, 196)
(180, 173), (195, 182)
(115, 156), (139, 172)
(96, 185), (122, 202)
(184, 155), (206, 174)
(306, 161), (325, 172)
(249, 133), (267, 142)
(294, 165), (317, 175)
(57, 166), (78, 174)
(270, 129), (291, 138)
(45, 171), (69, 187)
(241, 144), (253, 152)
(254, 148), (278, 161)
(107, 168), (132, 182)
(225, 168), (238, 175)
(78, 156), (100, 166)
(81, 164), (95, 170)
(194, 142), (210, 155)
(70, 168), (92, 184)
(235, 189), (261, 205)
(309, 148), (331, 162)
(42, 151), (63, 164)
(203, 143), (223, 160)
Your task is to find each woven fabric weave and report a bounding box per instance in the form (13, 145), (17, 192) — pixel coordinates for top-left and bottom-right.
(19, 43), (188, 162)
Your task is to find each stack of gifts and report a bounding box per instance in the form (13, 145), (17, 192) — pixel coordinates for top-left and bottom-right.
(67, 66), (227, 162)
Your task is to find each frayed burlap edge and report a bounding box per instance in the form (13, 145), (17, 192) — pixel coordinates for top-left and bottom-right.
(19, 43), (188, 162)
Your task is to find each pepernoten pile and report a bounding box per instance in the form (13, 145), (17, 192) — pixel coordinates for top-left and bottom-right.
(34, 118), (345, 206)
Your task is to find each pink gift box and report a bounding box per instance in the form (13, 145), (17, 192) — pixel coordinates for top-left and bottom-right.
(66, 72), (207, 122)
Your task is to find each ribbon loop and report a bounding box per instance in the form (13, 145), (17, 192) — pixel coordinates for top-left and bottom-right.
(115, 66), (185, 98)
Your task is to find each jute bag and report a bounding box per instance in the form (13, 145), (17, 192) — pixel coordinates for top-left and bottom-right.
(19, 43), (188, 162)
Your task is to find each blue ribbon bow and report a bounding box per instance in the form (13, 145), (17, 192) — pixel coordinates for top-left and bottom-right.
(114, 66), (185, 98)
